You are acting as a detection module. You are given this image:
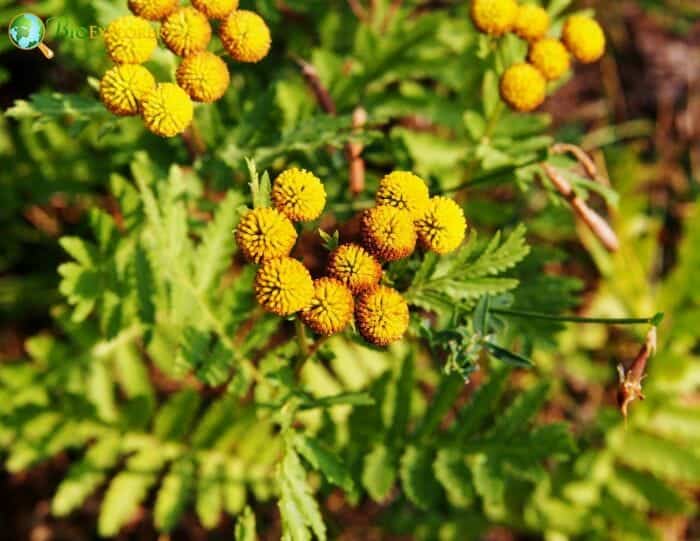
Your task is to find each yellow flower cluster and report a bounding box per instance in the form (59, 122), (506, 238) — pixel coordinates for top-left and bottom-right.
(99, 3), (271, 137)
(234, 168), (468, 346)
(470, 2), (605, 113)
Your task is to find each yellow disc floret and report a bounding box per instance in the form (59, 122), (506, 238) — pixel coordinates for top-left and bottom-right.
(355, 286), (410, 347)
(128, 0), (178, 21)
(470, 0), (518, 36)
(176, 52), (230, 103)
(271, 168), (327, 222)
(415, 197), (467, 255)
(513, 4), (550, 42)
(529, 38), (570, 81)
(100, 64), (156, 116)
(301, 278), (354, 336)
(104, 16), (157, 64)
(235, 207), (297, 264)
(375, 171), (430, 220)
(160, 7), (212, 57)
(254, 257), (314, 316)
(562, 15), (606, 64)
(327, 244), (382, 295)
(220, 10), (271, 63)
(141, 83), (194, 137)
(361, 206), (416, 262)
(192, 0), (239, 20)
(500, 62), (547, 112)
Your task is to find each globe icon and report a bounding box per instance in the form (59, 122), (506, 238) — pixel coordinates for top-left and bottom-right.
(8, 13), (45, 51)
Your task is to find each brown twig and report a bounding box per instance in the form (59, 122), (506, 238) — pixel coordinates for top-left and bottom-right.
(346, 107), (367, 196)
(541, 162), (620, 252)
(381, 0), (403, 32)
(347, 0), (370, 22)
(182, 121), (206, 161)
(617, 327), (657, 419)
(296, 58), (337, 115)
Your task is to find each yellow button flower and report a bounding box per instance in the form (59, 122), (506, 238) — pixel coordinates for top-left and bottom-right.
(234, 207), (297, 264)
(327, 244), (382, 295)
(141, 83), (194, 137)
(176, 52), (230, 103)
(470, 0), (518, 36)
(100, 64), (156, 116)
(415, 197), (467, 255)
(361, 206), (416, 262)
(563, 15), (606, 64)
(513, 4), (550, 42)
(128, 0), (178, 21)
(500, 62), (547, 112)
(104, 16), (157, 64)
(529, 38), (570, 81)
(375, 171), (430, 220)
(301, 278), (354, 336)
(254, 257), (314, 316)
(220, 10), (271, 63)
(161, 7), (212, 57)
(192, 0), (239, 20)
(271, 168), (326, 222)
(355, 286), (409, 347)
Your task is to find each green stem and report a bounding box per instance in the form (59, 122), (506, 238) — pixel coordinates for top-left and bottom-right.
(491, 308), (664, 326)
(295, 318), (310, 358)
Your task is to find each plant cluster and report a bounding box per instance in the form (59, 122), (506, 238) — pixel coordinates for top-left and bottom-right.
(100, 1), (271, 136)
(471, 0), (605, 111)
(236, 168), (468, 347)
(2, 1), (698, 540)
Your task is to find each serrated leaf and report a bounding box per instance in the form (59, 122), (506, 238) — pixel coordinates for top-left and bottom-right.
(154, 458), (195, 533)
(278, 448), (327, 541)
(196, 458), (224, 529)
(235, 506), (258, 541)
(434, 448), (475, 509)
(98, 447), (166, 537)
(362, 444), (397, 502)
(488, 381), (549, 440)
(293, 434), (354, 492)
(52, 436), (121, 517)
(399, 445), (441, 510)
(195, 190), (244, 294)
(153, 389), (201, 442)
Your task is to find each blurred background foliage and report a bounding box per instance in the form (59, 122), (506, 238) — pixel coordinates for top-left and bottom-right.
(1, 0), (699, 540)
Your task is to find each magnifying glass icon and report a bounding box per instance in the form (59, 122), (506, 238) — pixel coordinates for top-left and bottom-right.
(8, 13), (54, 59)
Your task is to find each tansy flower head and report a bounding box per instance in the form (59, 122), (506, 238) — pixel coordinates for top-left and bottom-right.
(327, 244), (382, 295)
(470, 0), (518, 36)
(361, 206), (416, 262)
(415, 197), (467, 255)
(254, 257), (314, 316)
(141, 83), (193, 137)
(300, 278), (354, 336)
(192, 0), (239, 20)
(500, 62), (546, 112)
(161, 7), (212, 57)
(220, 10), (271, 63)
(513, 4), (550, 42)
(176, 52), (230, 103)
(563, 15), (606, 64)
(104, 16), (157, 64)
(100, 64), (156, 116)
(128, 0), (178, 21)
(375, 171), (430, 220)
(235, 207), (297, 264)
(529, 38), (570, 81)
(271, 168), (326, 222)
(355, 285), (409, 347)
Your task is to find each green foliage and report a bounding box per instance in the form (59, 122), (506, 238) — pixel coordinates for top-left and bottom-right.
(1, 1), (698, 540)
